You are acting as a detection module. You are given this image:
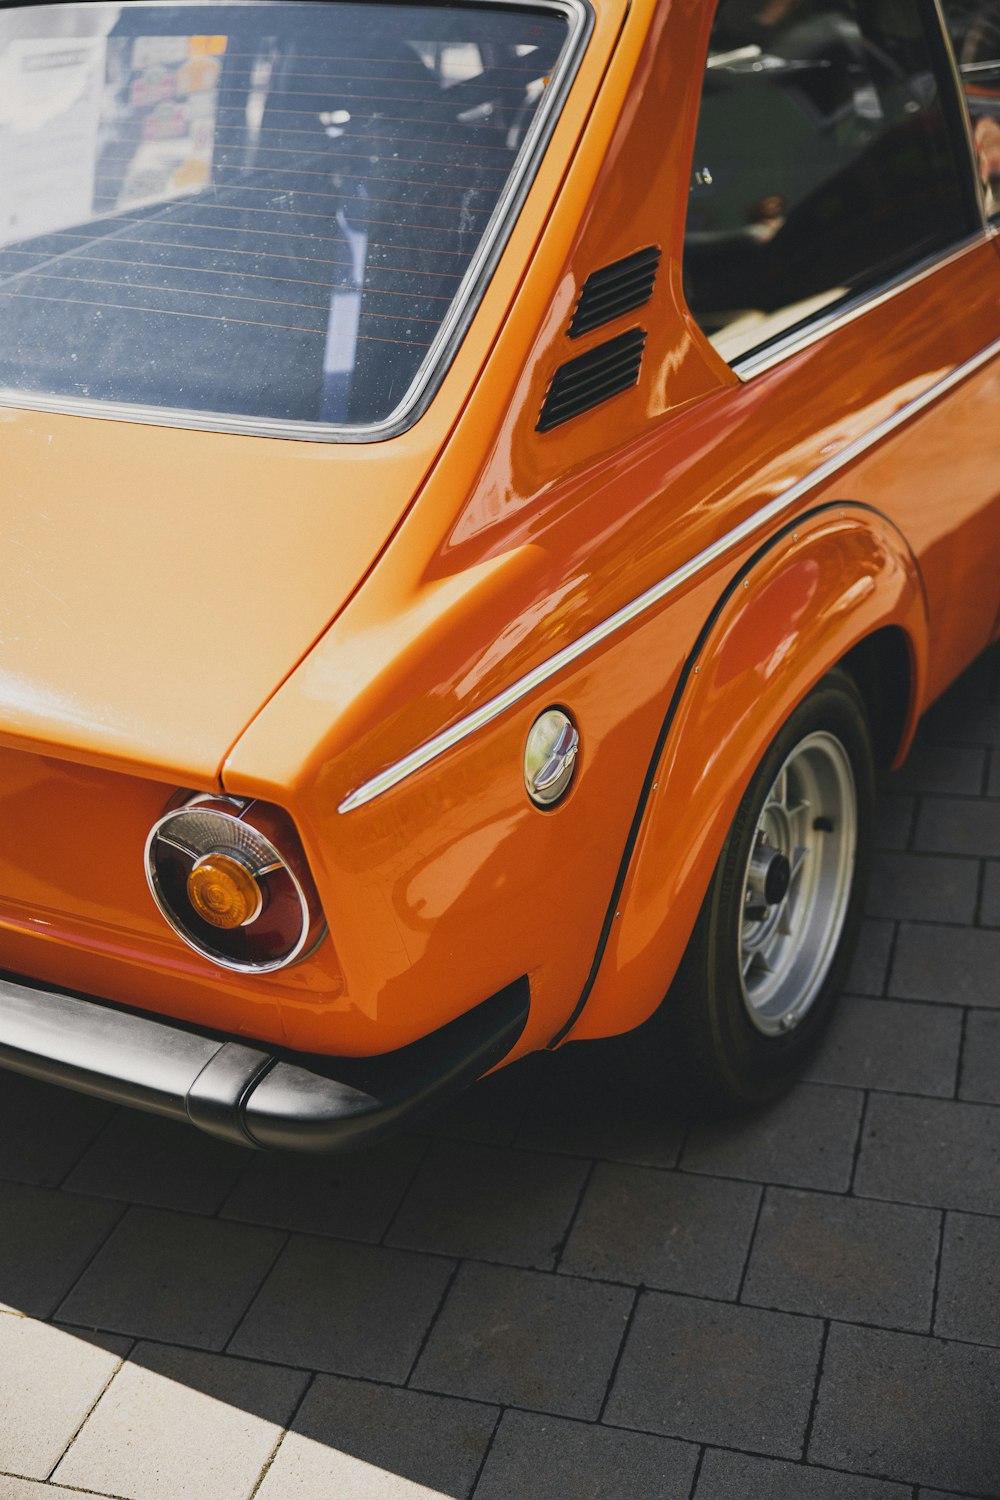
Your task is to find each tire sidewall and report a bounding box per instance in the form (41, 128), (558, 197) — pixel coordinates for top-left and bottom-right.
(699, 671), (875, 1105)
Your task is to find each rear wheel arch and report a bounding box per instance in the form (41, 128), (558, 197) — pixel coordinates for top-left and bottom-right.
(561, 503), (927, 1047)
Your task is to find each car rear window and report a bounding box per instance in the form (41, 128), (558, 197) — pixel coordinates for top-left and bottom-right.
(0, 1), (581, 438)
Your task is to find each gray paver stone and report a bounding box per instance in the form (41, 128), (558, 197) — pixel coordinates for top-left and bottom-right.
(804, 997), (961, 1097)
(809, 1322), (1000, 1492)
(53, 1340), (306, 1500)
(959, 1010), (1000, 1104)
(230, 1235), (454, 1384)
(221, 1134), (426, 1242)
(474, 1409), (698, 1500)
(694, 1448), (911, 1498)
(891, 741), (987, 796)
(257, 1374), (496, 1500)
(855, 1094), (1000, 1214)
(386, 1139), (588, 1270)
(0, 1075), (112, 1189)
(916, 795), (1000, 857)
(64, 1108), (249, 1215)
(0, 1182), (121, 1318)
(605, 1291), (822, 1458)
(918, 1492), (984, 1499)
(0, 1315), (126, 1480)
(935, 1211), (1000, 1347)
(874, 793), (914, 851)
(981, 861), (1000, 927)
(559, 1162), (760, 1298)
(890, 924), (1000, 1008)
(682, 1083), (863, 1192)
(865, 854), (978, 923)
(845, 919), (894, 997)
(412, 1261), (632, 1419)
(515, 1035), (686, 1167)
(57, 1204), (283, 1350)
(742, 1188), (939, 1331)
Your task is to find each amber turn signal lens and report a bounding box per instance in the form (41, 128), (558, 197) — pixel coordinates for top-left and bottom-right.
(186, 854), (262, 929)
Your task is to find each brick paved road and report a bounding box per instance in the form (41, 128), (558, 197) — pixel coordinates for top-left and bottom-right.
(1, 645), (999, 1500)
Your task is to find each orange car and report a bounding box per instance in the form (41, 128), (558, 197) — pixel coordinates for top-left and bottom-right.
(1, 0), (998, 1150)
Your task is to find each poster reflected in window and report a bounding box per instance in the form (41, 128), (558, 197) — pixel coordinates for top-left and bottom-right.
(0, 29), (226, 246)
(0, 36), (106, 245)
(103, 34), (226, 212)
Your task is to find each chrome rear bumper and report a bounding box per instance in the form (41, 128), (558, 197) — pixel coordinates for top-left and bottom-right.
(0, 973), (529, 1153)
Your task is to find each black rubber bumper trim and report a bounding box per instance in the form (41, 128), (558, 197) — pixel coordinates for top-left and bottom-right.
(0, 972), (530, 1154)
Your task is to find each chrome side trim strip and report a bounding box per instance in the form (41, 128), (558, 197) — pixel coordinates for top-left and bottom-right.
(733, 231), (989, 380)
(339, 331), (1000, 812)
(0, 0), (593, 446)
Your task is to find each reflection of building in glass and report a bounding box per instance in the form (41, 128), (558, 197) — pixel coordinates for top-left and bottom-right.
(0, 36), (106, 246)
(0, 27), (226, 246)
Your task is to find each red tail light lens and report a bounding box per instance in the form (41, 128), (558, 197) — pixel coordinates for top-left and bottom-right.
(145, 795), (326, 972)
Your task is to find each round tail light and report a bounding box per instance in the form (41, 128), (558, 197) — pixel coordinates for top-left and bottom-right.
(145, 795), (326, 972)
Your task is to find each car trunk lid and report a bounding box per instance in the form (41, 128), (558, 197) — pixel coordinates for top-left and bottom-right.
(0, 404), (436, 783)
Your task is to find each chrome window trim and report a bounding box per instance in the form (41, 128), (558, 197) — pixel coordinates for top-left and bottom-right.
(732, 230), (993, 380)
(0, 0), (593, 444)
(339, 330), (1000, 812)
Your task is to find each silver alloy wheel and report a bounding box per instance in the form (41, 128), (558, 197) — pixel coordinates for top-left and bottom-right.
(738, 731), (857, 1036)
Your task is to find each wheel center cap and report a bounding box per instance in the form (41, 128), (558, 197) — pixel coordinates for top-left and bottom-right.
(764, 852), (791, 906)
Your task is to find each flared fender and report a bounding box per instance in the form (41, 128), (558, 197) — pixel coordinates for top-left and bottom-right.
(561, 504), (928, 1045)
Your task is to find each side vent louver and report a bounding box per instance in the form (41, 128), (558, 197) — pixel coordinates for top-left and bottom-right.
(568, 247), (660, 338)
(537, 328), (646, 432)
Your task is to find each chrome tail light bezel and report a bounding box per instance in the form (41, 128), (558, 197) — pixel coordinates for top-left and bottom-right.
(144, 793), (326, 974)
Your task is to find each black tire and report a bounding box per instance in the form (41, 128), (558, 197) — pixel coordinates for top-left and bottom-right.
(671, 667), (875, 1112)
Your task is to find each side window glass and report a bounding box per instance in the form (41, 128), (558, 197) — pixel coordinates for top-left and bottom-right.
(685, 1), (973, 365)
(942, 2), (1000, 216)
